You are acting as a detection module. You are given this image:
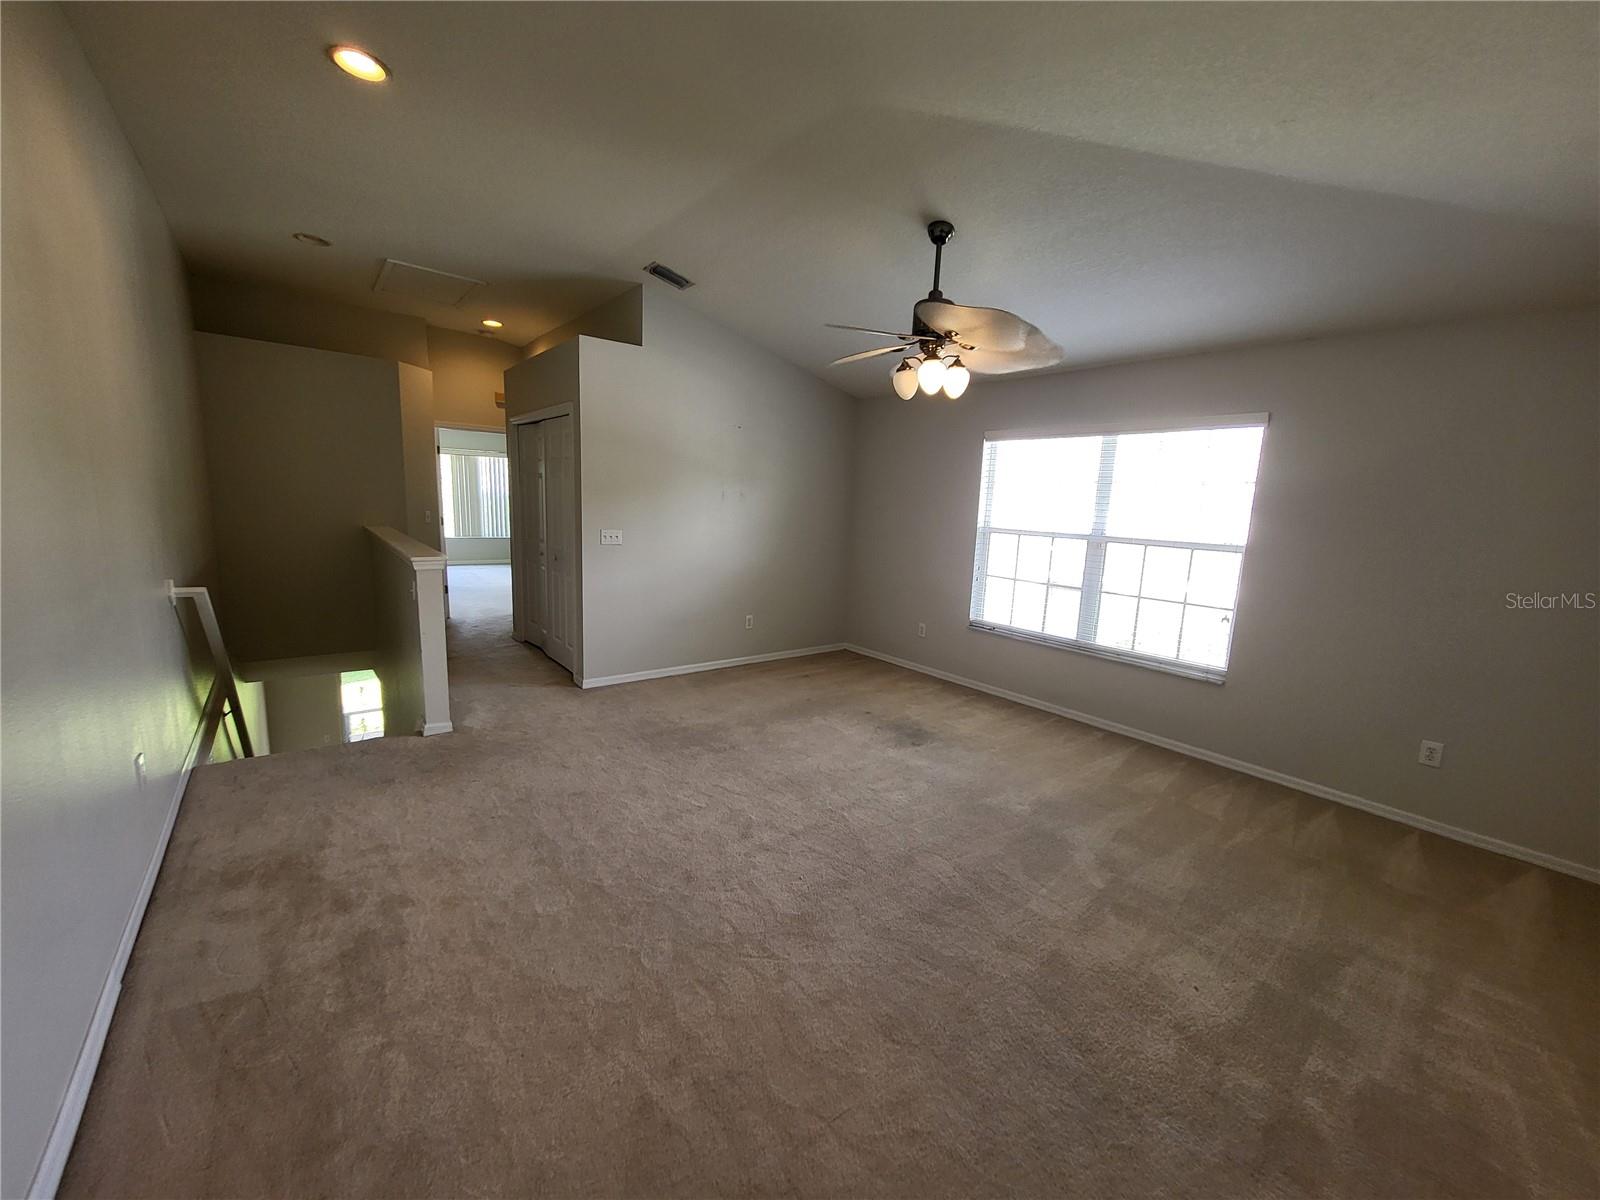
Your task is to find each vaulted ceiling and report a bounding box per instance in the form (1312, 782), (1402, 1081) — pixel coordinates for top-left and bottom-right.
(67, 2), (1598, 398)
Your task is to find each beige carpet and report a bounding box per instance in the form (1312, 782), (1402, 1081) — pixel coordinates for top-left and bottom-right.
(61, 596), (1598, 1198)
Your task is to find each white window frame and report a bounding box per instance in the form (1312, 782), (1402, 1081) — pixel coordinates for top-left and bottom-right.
(969, 413), (1268, 684)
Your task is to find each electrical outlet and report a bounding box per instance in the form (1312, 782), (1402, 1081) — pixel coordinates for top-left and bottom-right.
(745, 614), (754, 630)
(133, 752), (147, 788)
(917, 622), (927, 638)
(1418, 740), (1445, 768)
(600, 529), (623, 546)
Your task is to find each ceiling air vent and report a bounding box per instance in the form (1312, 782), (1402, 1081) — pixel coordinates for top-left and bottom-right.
(373, 258), (485, 307)
(643, 261), (694, 291)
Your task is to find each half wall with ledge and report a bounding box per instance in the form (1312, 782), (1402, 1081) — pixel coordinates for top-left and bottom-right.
(367, 526), (452, 737)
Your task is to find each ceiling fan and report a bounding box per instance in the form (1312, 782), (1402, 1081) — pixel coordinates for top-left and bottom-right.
(828, 220), (1064, 400)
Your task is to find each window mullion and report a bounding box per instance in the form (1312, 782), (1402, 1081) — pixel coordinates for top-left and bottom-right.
(1076, 435), (1118, 642)
(971, 442), (999, 621)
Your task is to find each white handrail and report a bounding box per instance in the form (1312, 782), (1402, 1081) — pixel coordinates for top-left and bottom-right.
(168, 583), (254, 758)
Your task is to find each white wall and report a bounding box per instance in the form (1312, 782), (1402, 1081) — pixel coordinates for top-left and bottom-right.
(847, 308), (1599, 874)
(0, 6), (217, 1195)
(574, 291), (856, 682)
(192, 333), (412, 662)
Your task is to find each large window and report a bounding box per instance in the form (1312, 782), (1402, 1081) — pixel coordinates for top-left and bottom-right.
(970, 418), (1266, 681)
(439, 449), (510, 539)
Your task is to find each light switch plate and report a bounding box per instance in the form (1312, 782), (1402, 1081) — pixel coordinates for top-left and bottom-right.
(600, 529), (622, 545)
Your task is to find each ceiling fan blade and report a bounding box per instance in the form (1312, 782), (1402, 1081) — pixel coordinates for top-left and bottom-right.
(830, 343), (916, 366)
(914, 299), (1065, 374)
(826, 323), (930, 340)
(914, 300), (1029, 351)
(958, 344), (1065, 375)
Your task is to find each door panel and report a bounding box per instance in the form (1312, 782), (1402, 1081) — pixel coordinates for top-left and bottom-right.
(514, 414), (577, 675)
(542, 415), (578, 672)
(516, 422), (547, 648)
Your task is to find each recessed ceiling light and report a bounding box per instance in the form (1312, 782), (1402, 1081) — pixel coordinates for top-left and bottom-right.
(480, 318), (503, 329)
(328, 45), (389, 83)
(292, 231), (331, 247)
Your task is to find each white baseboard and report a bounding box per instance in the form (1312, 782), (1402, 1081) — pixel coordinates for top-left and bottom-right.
(420, 720), (454, 736)
(842, 644), (1600, 885)
(26, 684), (224, 1200)
(579, 643), (846, 690)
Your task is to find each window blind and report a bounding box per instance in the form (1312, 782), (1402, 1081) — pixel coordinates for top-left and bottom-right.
(439, 450), (510, 539)
(970, 419), (1266, 681)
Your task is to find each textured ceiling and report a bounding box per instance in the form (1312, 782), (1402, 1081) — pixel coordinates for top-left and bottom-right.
(66, 2), (1598, 398)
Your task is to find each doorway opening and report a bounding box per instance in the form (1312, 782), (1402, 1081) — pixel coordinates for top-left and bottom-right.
(437, 425), (511, 627)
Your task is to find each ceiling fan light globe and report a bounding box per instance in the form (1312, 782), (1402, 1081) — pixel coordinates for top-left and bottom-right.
(943, 360), (971, 399)
(891, 359), (920, 400)
(917, 356), (947, 395)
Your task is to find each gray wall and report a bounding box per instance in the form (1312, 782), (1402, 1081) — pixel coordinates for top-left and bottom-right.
(847, 308), (1599, 872)
(574, 291), (855, 681)
(427, 327), (520, 429)
(397, 361), (441, 550)
(263, 674), (343, 754)
(191, 273), (521, 433)
(189, 272), (431, 367)
(524, 286), (642, 358)
(0, 6), (217, 1195)
(193, 333), (409, 662)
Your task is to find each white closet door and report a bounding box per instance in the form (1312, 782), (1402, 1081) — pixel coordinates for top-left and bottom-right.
(541, 414), (578, 673)
(516, 421), (548, 648)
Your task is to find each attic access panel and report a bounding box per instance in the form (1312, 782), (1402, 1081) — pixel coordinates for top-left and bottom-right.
(373, 258), (485, 307)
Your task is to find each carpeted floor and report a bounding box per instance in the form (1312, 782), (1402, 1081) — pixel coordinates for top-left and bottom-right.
(61, 595), (1598, 1198)
(445, 562), (511, 625)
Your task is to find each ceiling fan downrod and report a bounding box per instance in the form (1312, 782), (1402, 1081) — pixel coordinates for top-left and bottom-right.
(926, 219), (955, 302)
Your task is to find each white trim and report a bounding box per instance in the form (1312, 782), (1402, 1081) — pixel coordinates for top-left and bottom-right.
(420, 720), (454, 736)
(841, 644), (1600, 885)
(26, 683), (226, 1200)
(969, 620), (1228, 685)
(985, 411), (1270, 441)
(366, 525), (447, 571)
(578, 644), (846, 690)
(507, 401), (574, 426)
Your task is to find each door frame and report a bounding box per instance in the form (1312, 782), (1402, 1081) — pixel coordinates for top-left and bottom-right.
(507, 403), (581, 678)
(434, 421), (512, 620)
(434, 420), (511, 553)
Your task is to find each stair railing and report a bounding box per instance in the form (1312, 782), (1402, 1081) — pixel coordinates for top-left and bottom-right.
(168, 583), (254, 758)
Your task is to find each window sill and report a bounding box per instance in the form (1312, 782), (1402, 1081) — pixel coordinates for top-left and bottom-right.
(967, 620), (1227, 685)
